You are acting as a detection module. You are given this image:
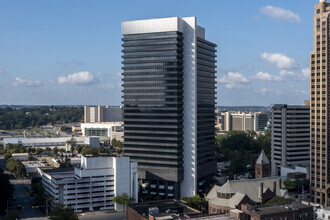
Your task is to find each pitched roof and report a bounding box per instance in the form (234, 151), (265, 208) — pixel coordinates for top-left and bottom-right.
(206, 177), (287, 208)
(256, 150), (270, 164)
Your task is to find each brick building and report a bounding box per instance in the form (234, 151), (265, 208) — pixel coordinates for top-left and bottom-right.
(255, 150), (271, 179)
(241, 203), (313, 220)
(206, 177), (288, 214)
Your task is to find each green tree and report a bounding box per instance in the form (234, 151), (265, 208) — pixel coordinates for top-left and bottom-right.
(283, 179), (297, 190)
(52, 147), (59, 157)
(35, 148), (44, 155)
(66, 137), (77, 153)
(5, 210), (20, 220)
(0, 169), (13, 214)
(111, 139), (123, 154)
(111, 139), (123, 148)
(255, 129), (271, 158)
(265, 196), (295, 205)
(6, 158), (26, 177)
(81, 147), (98, 156)
(181, 194), (206, 211)
(30, 177), (45, 206)
(48, 203), (78, 220)
(76, 145), (84, 154)
(112, 193), (134, 212)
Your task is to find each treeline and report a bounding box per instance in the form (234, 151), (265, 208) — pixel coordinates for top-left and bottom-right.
(0, 106), (83, 130)
(216, 130), (271, 178)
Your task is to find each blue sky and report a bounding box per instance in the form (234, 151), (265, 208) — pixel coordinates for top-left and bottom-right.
(0, 0), (316, 106)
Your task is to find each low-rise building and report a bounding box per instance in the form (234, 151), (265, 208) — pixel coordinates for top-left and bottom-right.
(316, 207), (330, 219)
(241, 202), (313, 220)
(2, 136), (100, 150)
(38, 155), (138, 212)
(81, 122), (123, 142)
(280, 165), (309, 180)
(12, 153), (29, 161)
(127, 200), (235, 220)
(206, 177), (288, 215)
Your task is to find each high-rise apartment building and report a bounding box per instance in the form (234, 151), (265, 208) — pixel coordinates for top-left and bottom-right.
(271, 104), (310, 177)
(219, 111), (268, 132)
(311, 0), (330, 206)
(121, 17), (217, 198)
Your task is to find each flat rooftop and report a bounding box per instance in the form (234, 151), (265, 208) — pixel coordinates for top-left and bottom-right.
(129, 200), (200, 218)
(249, 202), (312, 215)
(41, 168), (75, 180)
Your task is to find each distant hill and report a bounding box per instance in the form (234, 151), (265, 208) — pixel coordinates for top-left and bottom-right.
(217, 106), (270, 113)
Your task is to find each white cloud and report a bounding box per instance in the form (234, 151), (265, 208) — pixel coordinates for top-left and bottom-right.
(279, 70), (295, 77)
(260, 88), (282, 96)
(260, 6), (302, 23)
(12, 77), (42, 87)
(293, 89), (309, 95)
(100, 83), (116, 89)
(279, 68), (310, 81)
(261, 53), (298, 69)
(0, 69), (5, 75)
(254, 72), (282, 82)
(57, 71), (97, 85)
(301, 68), (310, 80)
(218, 72), (250, 89)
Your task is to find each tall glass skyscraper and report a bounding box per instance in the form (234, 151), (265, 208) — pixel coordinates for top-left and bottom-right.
(121, 17), (217, 198)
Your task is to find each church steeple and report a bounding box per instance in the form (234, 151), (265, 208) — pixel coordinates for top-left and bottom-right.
(255, 150), (271, 178)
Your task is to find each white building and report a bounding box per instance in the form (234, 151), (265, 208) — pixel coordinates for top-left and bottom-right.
(39, 156), (138, 212)
(12, 153), (29, 161)
(1, 136), (100, 150)
(81, 122), (123, 142)
(316, 207), (330, 219)
(271, 104), (310, 176)
(219, 111), (268, 132)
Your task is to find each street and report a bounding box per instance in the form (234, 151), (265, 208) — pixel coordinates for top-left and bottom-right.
(0, 155), (5, 170)
(10, 179), (45, 219)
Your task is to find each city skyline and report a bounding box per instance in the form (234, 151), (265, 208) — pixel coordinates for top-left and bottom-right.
(0, 0), (314, 106)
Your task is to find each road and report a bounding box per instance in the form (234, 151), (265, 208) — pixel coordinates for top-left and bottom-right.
(0, 155), (5, 170)
(11, 179), (45, 219)
(2, 155), (45, 219)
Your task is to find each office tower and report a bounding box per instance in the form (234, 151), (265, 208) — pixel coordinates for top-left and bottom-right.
(121, 17), (217, 198)
(311, 0), (330, 205)
(270, 104), (310, 176)
(84, 106), (123, 123)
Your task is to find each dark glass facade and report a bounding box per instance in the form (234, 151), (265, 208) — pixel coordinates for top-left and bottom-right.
(122, 30), (217, 198)
(122, 32), (184, 198)
(196, 38), (217, 179)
